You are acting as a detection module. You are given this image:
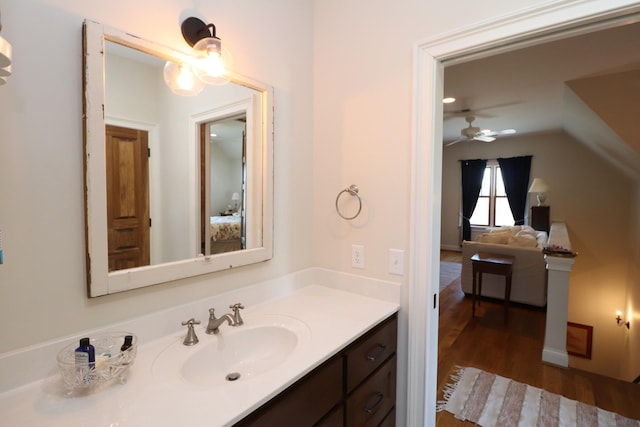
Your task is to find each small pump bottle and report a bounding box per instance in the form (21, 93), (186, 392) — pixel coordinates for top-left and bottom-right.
(121, 335), (133, 351)
(75, 337), (95, 369)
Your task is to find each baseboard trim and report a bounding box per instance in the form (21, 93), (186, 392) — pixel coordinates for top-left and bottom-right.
(441, 244), (461, 252)
(542, 347), (569, 367)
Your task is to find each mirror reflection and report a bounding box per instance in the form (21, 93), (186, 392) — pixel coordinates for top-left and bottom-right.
(201, 114), (247, 255)
(83, 20), (273, 296)
(104, 41), (259, 270)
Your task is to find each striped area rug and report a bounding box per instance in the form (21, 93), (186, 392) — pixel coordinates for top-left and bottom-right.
(438, 367), (640, 426)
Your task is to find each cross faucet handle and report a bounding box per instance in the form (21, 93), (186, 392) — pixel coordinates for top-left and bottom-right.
(230, 303), (244, 326)
(181, 318), (201, 346)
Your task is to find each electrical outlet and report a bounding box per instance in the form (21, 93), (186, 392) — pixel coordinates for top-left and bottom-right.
(352, 245), (365, 269)
(389, 249), (404, 275)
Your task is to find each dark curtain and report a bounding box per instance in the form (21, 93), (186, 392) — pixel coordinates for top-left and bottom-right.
(497, 155), (532, 225)
(461, 159), (487, 241)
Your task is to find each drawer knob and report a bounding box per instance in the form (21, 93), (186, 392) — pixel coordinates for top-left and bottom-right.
(363, 391), (385, 414)
(366, 343), (387, 361)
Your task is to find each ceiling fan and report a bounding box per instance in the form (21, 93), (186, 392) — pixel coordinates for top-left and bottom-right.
(445, 116), (516, 147)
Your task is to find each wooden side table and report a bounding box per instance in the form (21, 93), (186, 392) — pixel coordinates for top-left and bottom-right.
(531, 205), (550, 233)
(471, 252), (515, 323)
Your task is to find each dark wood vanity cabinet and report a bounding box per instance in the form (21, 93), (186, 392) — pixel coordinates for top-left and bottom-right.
(236, 313), (398, 427)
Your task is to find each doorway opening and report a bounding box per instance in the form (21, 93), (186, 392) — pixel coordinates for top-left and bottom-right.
(408, 4), (640, 425)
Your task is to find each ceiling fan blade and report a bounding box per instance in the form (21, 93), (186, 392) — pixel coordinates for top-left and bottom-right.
(474, 135), (496, 143)
(483, 128), (517, 137)
(444, 110), (493, 120)
(445, 136), (467, 147)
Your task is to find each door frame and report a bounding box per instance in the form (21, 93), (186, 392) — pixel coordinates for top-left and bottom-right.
(407, 1), (640, 425)
(190, 98), (255, 256)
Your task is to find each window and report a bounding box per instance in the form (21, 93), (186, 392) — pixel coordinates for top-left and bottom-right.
(469, 162), (514, 227)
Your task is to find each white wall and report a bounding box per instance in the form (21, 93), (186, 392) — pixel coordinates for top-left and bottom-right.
(441, 131), (637, 380)
(0, 0), (314, 354)
(627, 183), (640, 381)
(210, 144), (242, 214)
(1, 0), (636, 424)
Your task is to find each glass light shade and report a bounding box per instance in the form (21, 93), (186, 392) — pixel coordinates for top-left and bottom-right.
(163, 61), (204, 96)
(0, 35), (11, 68)
(192, 37), (233, 86)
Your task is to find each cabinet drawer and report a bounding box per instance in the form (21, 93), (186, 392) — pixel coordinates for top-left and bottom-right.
(346, 354), (397, 427)
(316, 404), (344, 427)
(379, 407), (395, 427)
(346, 315), (397, 392)
(235, 356), (342, 426)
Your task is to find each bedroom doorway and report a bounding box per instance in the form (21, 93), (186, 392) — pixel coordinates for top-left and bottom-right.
(105, 124), (150, 271)
(199, 114), (247, 255)
(409, 3), (639, 425)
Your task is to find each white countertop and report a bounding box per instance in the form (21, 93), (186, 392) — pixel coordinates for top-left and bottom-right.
(0, 284), (399, 426)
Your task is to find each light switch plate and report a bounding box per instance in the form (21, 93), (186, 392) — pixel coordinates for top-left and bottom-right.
(389, 249), (404, 275)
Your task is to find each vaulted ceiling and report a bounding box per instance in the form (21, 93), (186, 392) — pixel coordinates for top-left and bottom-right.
(443, 21), (640, 179)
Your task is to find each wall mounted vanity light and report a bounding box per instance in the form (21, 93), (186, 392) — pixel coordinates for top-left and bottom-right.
(616, 310), (630, 329)
(163, 17), (233, 96)
(0, 9), (13, 86)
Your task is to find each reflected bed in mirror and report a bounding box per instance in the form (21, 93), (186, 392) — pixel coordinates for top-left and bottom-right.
(83, 20), (273, 297)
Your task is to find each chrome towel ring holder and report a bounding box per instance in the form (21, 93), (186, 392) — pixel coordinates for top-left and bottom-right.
(335, 184), (362, 220)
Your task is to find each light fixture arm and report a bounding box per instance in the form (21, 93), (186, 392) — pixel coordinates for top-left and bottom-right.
(181, 17), (220, 47)
(616, 311), (630, 329)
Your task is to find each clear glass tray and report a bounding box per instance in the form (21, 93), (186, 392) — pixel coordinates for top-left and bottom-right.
(56, 332), (137, 392)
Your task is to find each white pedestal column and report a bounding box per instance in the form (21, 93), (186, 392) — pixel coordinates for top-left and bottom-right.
(542, 222), (577, 367)
(543, 254), (575, 366)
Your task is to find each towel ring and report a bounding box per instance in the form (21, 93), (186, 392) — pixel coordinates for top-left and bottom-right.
(336, 184), (362, 220)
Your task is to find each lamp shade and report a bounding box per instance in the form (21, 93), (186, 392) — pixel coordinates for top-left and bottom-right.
(528, 178), (549, 193)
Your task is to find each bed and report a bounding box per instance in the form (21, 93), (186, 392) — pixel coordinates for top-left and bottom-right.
(210, 215), (243, 254)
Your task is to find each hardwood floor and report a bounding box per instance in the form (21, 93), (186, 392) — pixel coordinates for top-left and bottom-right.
(440, 250), (462, 263)
(436, 252), (640, 425)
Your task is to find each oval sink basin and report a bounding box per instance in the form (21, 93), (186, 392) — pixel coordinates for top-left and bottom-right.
(152, 314), (310, 387)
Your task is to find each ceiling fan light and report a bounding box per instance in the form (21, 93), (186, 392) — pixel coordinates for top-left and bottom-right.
(0, 63), (10, 77)
(0, 35), (11, 68)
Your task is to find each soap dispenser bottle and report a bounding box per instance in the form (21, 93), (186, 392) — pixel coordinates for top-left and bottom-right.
(75, 337), (95, 369)
(120, 335), (133, 351)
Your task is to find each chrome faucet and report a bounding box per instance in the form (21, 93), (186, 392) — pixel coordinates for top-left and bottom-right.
(205, 308), (234, 335)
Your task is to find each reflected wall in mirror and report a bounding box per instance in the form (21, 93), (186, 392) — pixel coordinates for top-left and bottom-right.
(83, 20), (273, 297)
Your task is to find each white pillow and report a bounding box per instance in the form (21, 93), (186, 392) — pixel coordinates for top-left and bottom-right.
(476, 232), (510, 244)
(516, 228), (537, 238)
(508, 234), (537, 247)
(489, 226), (519, 235)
